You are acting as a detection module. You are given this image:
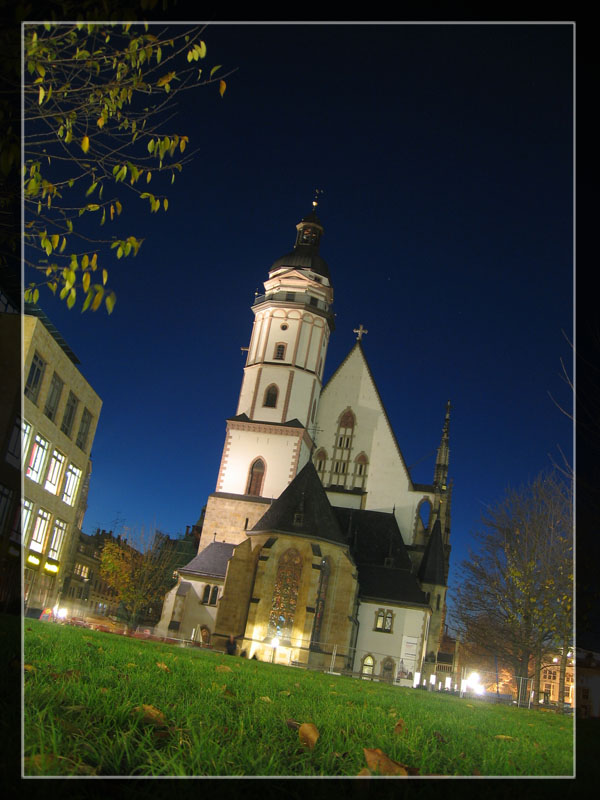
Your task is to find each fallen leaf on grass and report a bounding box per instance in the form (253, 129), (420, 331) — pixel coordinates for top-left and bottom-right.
(259, 696), (272, 703)
(156, 662), (170, 672)
(363, 748), (408, 776)
(126, 663), (137, 668)
(494, 735), (514, 741)
(357, 768), (372, 776)
(299, 723), (320, 749)
(99, 687), (109, 694)
(132, 704), (168, 727)
(394, 719), (406, 735)
(24, 663), (36, 672)
(473, 768), (482, 775)
(433, 731), (447, 743)
(279, 690), (291, 696)
(286, 719), (301, 731)
(216, 665), (232, 673)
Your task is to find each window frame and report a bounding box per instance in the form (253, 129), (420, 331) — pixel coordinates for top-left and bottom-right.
(76, 408), (93, 451)
(62, 463), (82, 506)
(44, 449), (66, 495)
(47, 518), (67, 560)
(61, 391), (79, 438)
(29, 507), (51, 553)
(263, 384), (279, 408)
(26, 433), (50, 483)
(273, 342), (286, 361)
(25, 352), (46, 404)
(44, 372), (64, 422)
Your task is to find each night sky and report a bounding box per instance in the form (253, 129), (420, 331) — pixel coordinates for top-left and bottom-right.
(31, 23), (574, 610)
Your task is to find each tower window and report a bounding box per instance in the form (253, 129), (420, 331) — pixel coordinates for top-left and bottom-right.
(263, 384), (278, 408)
(273, 343), (286, 360)
(246, 459), (265, 496)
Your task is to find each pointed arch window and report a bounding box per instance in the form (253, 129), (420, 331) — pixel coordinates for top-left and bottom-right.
(329, 409), (356, 487)
(202, 585), (210, 604)
(209, 586), (219, 605)
(375, 609), (393, 632)
(267, 548), (302, 642)
(353, 452), (369, 489)
(246, 459), (265, 496)
(263, 384), (278, 408)
(314, 448), (327, 479)
(311, 557), (330, 650)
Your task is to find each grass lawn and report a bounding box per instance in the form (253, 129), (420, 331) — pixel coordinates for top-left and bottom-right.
(23, 619), (573, 777)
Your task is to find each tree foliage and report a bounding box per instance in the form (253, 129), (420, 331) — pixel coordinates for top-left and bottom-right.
(99, 535), (177, 627)
(23, 18), (230, 313)
(453, 473), (573, 699)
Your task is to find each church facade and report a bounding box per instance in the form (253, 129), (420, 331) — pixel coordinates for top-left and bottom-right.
(157, 206), (452, 684)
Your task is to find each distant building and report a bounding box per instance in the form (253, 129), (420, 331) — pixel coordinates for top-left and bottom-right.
(576, 647), (600, 718)
(0, 307), (102, 617)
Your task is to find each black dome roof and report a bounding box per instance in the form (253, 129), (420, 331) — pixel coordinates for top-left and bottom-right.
(270, 249), (331, 280)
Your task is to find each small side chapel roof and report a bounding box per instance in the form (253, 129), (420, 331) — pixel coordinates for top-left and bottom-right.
(357, 564), (429, 605)
(333, 507), (413, 570)
(178, 541), (236, 578)
(249, 461), (347, 546)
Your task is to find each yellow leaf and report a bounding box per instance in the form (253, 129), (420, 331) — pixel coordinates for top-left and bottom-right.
(260, 696), (272, 703)
(102, 269), (108, 286)
(82, 273), (90, 293)
(363, 748), (408, 776)
(38, 85), (45, 105)
(494, 735), (514, 740)
(24, 663), (36, 672)
(105, 292), (116, 315)
(357, 768), (372, 777)
(81, 136), (90, 153)
(156, 662), (170, 672)
(298, 722), (319, 749)
(216, 665), (232, 673)
(97, 117), (105, 129)
(132, 704), (168, 727)
(219, 79), (226, 98)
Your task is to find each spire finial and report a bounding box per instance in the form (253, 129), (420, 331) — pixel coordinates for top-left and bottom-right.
(312, 188), (324, 209)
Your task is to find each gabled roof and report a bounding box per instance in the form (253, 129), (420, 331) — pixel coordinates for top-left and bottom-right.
(357, 564), (429, 605)
(250, 461), (347, 546)
(178, 541), (236, 578)
(227, 413), (305, 429)
(333, 507), (412, 570)
(418, 519), (447, 586)
(319, 341), (414, 487)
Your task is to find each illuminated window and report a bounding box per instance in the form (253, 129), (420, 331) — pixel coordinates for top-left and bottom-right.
(375, 609), (393, 632)
(62, 464), (82, 506)
(268, 548), (302, 641)
(29, 507), (51, 553)
(76, 408), (93, 452)
(362, 655), (374, 676)
(47, 518), (67, 560)
(61, 391), (79, 437)
(263, 384), (278, 408)
(44, 450), (66, 495)
(26, 434), (50, 483)
(25, 352), (46, 404)
(20, 499), (34, 545)
(246, 459), (265, 496)
(44, 372), (64, 422)
(74, 562), (89, 579)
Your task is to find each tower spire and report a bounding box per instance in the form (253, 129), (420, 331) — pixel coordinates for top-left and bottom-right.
(433, 401), (451, 490)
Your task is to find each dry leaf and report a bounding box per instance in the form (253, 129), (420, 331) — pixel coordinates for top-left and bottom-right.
(299, 722), (320, 749)
(394, 719), (406, 735)
(357, 768), (372, 776)
(24, 663), (36, 672)
(363, 748), (408, 776)
(494, 735), (514, 740)
(216, 665), (232, 673)
(156, 662), (170, 672)
(279, 690), (291, 696)
(286, 718), (301, 731)
(259, 696), (272, 703)
(132, 704), (168, 727)
(100, 687), (109, 694)
(126, 663), (137, 668)
(473, 768), (482, 775)
(433, 730), (447, 743)
(24, 754), (61, 773)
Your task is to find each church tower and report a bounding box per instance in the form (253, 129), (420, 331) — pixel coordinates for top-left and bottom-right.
(199, 203), (335, 552)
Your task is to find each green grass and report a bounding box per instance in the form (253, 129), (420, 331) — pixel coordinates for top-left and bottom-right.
(23, 620), (573, 777)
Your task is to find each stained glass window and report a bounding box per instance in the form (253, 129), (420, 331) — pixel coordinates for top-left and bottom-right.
(311, 557), (330, 649)
(268, 548), (302, 641)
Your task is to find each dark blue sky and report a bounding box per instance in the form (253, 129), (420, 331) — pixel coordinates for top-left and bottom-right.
(35, 23), (573, 603)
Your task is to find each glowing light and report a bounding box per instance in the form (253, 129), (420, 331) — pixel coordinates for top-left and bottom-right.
(43, 562), (59, 573)
(466, 672), (480, 688)
(26, 554), (40, 566)
(474, 684), (485, 695)
(430, 674), (436, 685)
(413, 671), (421, 688)
(445, 676), (452, 690)
(271, 637), (279, 648)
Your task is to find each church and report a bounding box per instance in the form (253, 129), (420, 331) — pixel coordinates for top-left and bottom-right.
(156, 203), (452, 685)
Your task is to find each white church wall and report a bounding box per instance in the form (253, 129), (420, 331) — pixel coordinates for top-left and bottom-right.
(354, 601), (429, 679)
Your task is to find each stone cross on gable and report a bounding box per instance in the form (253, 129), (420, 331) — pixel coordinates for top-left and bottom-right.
(353, 324), (368, 341)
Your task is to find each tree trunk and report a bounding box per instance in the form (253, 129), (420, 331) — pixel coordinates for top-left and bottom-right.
(557, 635), (569, 713)
(532, 646), (542, 706)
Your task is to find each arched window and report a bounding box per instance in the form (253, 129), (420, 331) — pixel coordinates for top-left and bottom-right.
(375, 609), (393, 632)
(202, 585), (210, 604)
(314, 448), (327, 478)
(263, 384), (278, 408)
(353, 452), (369, 488)
(330, 408), (356, 486)
(210, 586), (219, 605)
(246, 459), (265, 496)
(273, 343), (286, 360)
(311, 557), (330, 649)
(362, 655), (374, 676)
(267, 548), (302, 642)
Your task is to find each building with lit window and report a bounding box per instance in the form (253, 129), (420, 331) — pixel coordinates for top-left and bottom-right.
(157, 207), (451, 683)
(0, 307), (102, 618)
